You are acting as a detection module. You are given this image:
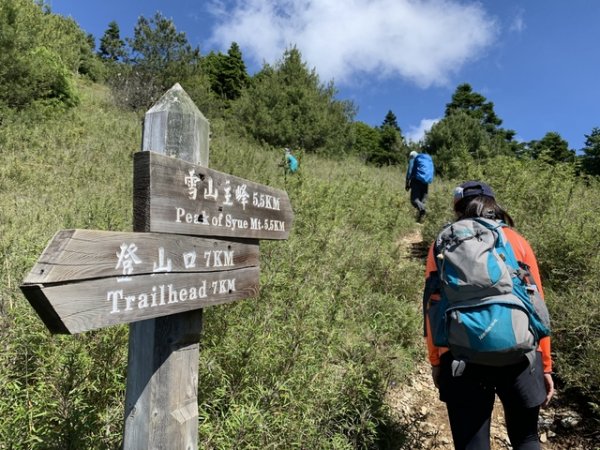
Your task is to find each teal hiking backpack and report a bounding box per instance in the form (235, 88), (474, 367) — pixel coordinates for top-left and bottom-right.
(427, 218), (550, 371)
(286, 154), (299, 173)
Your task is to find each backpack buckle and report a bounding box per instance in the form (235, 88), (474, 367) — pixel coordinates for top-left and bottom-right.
(451, 359), (466, 377)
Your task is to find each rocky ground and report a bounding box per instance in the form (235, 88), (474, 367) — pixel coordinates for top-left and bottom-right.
(386, 361), (596, 449)
(391, 229), (599, 450)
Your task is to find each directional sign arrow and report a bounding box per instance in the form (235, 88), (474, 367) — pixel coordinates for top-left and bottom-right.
(20, 229), (260, 334)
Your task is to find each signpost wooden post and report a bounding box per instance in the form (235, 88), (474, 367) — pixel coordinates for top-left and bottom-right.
(19, 83), (294, 449)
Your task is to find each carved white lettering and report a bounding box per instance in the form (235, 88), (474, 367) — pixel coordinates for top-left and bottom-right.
(138, 293), (149, 308)
(250, 217), (261, 230)
(106, 281), (222, 315)
(225, 214), (248, 231)
(213, 250), (223, 267)
(153, 247), (172, 272)
(260, 219), (285, 232)
(252, 192), (281, 211)
(175, 207), (208, 225)
(151, 286), (158, 307)
(203, 249), (234, 267)
(227, 278), (236, 292)
(183, 251), (196, 268)
(168, 284), (178, 304)
(108, 290), (123, 313)
(223, 251), (234, 267)
(176, 207), (186, 223)
(210, 278), (237, 294)
(125, 295), (135, 311)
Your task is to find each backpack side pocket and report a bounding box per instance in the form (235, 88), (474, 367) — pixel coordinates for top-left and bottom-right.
(423, 270), (448, 346)
(428, 294), (449, 347)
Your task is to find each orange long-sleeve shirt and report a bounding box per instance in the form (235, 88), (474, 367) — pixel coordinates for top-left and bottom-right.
(424, 226), (552, 373)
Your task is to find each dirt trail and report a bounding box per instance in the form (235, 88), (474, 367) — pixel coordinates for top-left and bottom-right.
(390, 227), (594, 450)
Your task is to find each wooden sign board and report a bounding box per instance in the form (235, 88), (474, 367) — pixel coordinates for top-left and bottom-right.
(134, 151), (294, 239)
(20, 229), (259, 334)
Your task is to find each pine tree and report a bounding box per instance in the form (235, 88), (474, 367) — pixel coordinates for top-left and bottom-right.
(381, 110), (401, 132)
(527, 132), (575, 164)
(98, 21), (125, 61)
(445, 83), (517, 145)
(230, 46), (355, 154)
(374, 110), (404, 165)
(221, 42), (249, 100)
(110, 12), (202, 110)
(203, 42), (249, 101)
(581, 127), (600, 176)
(128, 13), (200, 78)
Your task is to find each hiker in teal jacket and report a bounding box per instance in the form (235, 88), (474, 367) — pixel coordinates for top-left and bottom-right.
(284, 148), (299, 173)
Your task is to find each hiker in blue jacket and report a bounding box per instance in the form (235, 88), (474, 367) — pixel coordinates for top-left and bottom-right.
(405, 150), (434, 221)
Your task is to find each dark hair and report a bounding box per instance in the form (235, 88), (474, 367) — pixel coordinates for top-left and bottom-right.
(454, 195), (515, 227)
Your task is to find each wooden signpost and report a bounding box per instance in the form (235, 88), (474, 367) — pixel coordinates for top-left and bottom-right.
(134, 150), (292, 239)
(19, 84), (294, 449)
(20, 230), (260, 334)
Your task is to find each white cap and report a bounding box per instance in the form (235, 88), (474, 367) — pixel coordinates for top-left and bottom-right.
(409, 151), (418, 159)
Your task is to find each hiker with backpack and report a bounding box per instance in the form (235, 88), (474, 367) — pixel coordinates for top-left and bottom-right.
(283, 147), (299, 174)
(423, 181), (554, 450)
(405, 150), (434, 221)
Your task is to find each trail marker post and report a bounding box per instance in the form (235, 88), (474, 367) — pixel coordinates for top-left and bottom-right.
(20, 84), (294, 449)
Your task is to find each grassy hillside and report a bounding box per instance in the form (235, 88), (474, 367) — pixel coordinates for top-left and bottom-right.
(0, 81), (426, 448)
(1, 80), (598, 448)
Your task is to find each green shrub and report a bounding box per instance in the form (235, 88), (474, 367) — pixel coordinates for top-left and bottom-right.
(0, 0), (85, 110)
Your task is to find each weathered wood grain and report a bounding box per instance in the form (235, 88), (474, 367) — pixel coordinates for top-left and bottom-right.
(124, 310), (202, 450)
(134, 151), (294, 239)
(142, 82), (209, 167)
(21, 267), (259, 334)
(126, 84), (208, 450)
(22, 229), (259, 284)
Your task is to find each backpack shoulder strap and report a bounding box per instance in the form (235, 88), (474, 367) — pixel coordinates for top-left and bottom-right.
(409, 155), (419, 179)
(433, 221), (453, 263)
(422, 270), (440, 337)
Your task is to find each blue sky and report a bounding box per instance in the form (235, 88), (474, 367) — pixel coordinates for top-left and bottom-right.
(49, 0), (600, 150)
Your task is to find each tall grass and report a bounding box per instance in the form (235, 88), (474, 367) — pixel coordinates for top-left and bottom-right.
(199, 141), (426, 448)
(0, 82), (138, 448)
(0, 82), (424, 448)
(1, 81), (598, 448)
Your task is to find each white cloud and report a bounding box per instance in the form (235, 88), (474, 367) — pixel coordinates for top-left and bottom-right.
(406, 118), (440, 142)
(207, 0), (498, 87)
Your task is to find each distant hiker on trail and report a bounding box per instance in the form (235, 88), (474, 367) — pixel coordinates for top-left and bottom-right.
(282, 147), (299, 174)
(405, 150), (434, 221)
(423, 181), (554, 450)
